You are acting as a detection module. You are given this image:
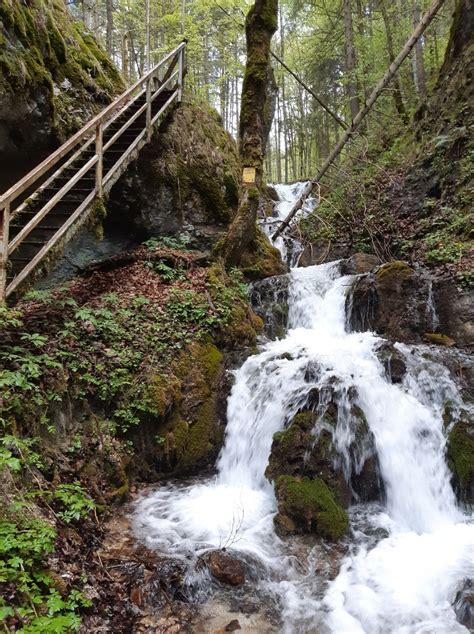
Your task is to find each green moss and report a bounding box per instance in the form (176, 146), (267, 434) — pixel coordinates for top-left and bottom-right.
(273, 412), (315, 453)
(423, 333), (456, 346)
(447, 421), (474, 502)
(240, 228), (286, 280)
(275, 475), (348, 540)
(176, 399), (215, 471)
(145, 373), (181, 418)
(149, 100), (241, 228)
(376, 261), (413, 286)
(0, 0), (124, 141)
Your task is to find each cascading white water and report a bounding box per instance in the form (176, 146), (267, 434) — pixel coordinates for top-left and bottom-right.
(133, 185), (473, 633)
(260, 182), (317, 267)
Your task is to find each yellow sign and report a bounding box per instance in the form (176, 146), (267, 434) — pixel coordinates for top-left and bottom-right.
(242, 167), (256, 184)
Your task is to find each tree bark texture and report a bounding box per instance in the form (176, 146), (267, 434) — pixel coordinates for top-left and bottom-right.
(380, 0), (408, 122)
(344, 0), (360, 122)
(220, 0), (278, 266)
(412, 0), (427, 99)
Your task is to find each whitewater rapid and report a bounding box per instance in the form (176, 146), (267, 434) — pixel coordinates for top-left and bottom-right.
(133, 184), (473, 633)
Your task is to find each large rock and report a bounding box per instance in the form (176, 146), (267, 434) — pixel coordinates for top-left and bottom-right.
(106, 102), (241, 251)
(250, 273), (289, 339)
(446, 418), (474, 505)
(274, 475), (348, 540)
(453, 580), (474, 630)
(347, 261), (473, 347)
(207, 550), (245, 587)
(340, 253), (381, 275)
(0, 0), (124, 189)
(266, 378), (383, 539)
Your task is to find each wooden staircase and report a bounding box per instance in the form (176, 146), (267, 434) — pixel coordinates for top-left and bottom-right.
(0, 42), (186, 302)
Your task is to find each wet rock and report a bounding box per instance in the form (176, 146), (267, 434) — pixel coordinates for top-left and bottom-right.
(340, 253), (381, 275)
(266, 388), (383, 510)
(453, 579), (474, 630)
(207, 551), (246, 587)
(298, 240), (351, 268)
(347, 261), (473, 347)
(274, 475), (348, 540)
(376, 343), (407, 384)
(446, 418), (474, 505)
(250, 274), (289, 339)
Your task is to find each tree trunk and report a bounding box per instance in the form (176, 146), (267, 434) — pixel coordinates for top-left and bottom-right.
(412, 0), (427, 99)
(380, 0), (408, 122)
(220, 0), (278, 266)
(343, 0), (360, 122)
(106, 0), (113, 56)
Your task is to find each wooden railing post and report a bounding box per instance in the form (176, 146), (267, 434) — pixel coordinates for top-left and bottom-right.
(0, 202), (10, 303)
(146, 77), (152, 141)
(177, 46), (185, 102)
(95, 121), (103, 197)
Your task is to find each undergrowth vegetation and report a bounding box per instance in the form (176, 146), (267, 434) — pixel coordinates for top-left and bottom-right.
(0, 241), (257, 631)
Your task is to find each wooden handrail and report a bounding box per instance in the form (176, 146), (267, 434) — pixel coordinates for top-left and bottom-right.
(0, 42), (187, 302)
(0, 41), (186, 208)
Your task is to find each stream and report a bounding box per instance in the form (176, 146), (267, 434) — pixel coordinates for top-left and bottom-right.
(132, 184), (473, 633)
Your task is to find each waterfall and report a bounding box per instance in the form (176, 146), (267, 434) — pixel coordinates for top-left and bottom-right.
(133, 186), (473, 633)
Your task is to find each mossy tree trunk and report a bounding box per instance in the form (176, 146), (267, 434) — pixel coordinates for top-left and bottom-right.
(220, 0), (278, 266)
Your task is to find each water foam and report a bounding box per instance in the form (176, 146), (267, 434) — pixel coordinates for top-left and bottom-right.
(133, 186), (473, 632)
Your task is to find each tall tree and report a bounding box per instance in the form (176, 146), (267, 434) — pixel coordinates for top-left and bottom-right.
(380, 0), (408, 121)
(343, 0), (360, 121)
(412, 0), (427, 99)
(220, 0), (278, 265)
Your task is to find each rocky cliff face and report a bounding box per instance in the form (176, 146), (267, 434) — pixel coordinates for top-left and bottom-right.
(0, 0), (124, 190)
(105, 101), (241, 251)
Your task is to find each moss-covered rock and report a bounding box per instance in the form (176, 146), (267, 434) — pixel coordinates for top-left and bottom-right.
(239, 227), (287, 280)
(106, 101), (241, 251)
(250, 272), (289, 339)
(266, 386), (383, 517)
(375, 261), (413, 289)
(0, 0), (124, 186)
(347, 260), (472, 346)
(274, 475), (348, 540)
(447, 420), (474, 504)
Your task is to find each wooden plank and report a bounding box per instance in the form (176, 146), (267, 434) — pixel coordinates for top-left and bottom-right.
(150, 89), (179, 128)
(8, 155), (98, 255)
(178, 48), (184, 102)
(6, 192), (96, 298)
(0, 202), (10, 302)
(146, 78), (152, 141)
(95, 122), (103, 197)
(103, 129), (147, 186)
(103, 100), (148, 151)
(0, 42), (186, 207)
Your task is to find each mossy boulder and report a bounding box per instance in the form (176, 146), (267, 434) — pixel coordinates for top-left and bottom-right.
(0, 0), (124, 187)
(128, 342), (228, 478)
(347, 260), (472, 345)
(447, 420), (474, 504)
(106, 101), (241, 251)
(239, 227), (287, 280)
(250, 272), (289, 339)
(274, 475), (348, 540)
(266, 386), (383, 534)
